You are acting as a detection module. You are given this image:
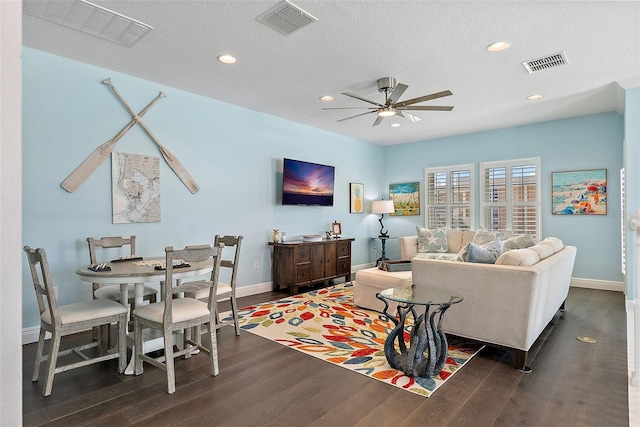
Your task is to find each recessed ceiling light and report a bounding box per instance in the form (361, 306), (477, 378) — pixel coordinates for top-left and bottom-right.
(527, 94), (544, 101)
(319, 95), (333, 102)
(487, 41), (511, 52)
(217, 54), (237, 64)
(390, 123), (400, 128)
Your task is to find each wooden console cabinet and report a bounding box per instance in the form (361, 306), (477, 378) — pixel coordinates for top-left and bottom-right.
(270, 238), (354, 295)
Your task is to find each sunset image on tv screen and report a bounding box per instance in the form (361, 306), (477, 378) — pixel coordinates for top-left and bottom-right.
(282, 159), (334, 206)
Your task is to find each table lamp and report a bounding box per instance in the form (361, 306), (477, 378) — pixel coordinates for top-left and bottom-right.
(372, 200), (395, 237)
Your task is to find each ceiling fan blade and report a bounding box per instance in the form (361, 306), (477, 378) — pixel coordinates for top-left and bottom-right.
(336, 110), (377, 122)
(372, 115), (384, 126)
(394, 90), (453, 108)
(387, 83), (408, 104)
(322, 107), (378, 110)
(342, 92), (384, 107)
(398, 105), (454, 111)
(397, 111), (422, 122)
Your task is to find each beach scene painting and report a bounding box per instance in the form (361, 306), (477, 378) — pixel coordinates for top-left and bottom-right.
(552, 169), (607, 215)
(389, 181), (420, 216)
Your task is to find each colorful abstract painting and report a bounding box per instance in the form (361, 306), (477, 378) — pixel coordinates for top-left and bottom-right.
(552, 169), (607, 215)
(389, 182), (420, 216)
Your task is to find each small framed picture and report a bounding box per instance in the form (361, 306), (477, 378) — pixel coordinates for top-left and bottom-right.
(349, 183), (364, 213)
(332, 221), (342, 237)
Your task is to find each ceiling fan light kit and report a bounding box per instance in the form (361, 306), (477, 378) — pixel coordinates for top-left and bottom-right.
(322, 76), (453, 127)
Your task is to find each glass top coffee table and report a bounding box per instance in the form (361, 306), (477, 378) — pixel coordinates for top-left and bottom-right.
(376, 286), (463, 378)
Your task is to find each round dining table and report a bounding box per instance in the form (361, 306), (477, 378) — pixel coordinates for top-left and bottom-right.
(76, 257), (214, 374)
(76, 257), (214, 307)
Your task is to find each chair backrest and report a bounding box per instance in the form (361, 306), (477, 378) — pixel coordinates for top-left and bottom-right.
(86, 236), (136, 293)
(24, 246), (61, 328)
(214, 235), (243, 290)
(163, 244), (223, 325)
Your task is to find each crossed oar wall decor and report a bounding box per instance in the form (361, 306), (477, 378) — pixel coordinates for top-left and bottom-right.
(60, 79), (200, 194)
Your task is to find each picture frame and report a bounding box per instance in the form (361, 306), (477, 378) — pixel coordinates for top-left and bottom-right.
(332, 220), (342, 237)
(389, 182), (420, 216)
(552, 169), (607, 215)
(349, 183), (364, 213)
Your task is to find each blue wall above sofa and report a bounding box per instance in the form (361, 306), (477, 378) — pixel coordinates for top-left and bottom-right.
(381, 112), (624, 283)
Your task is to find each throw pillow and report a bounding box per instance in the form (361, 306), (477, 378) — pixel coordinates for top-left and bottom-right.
(528, 243), (554, 260)
(495, 248), (540, 266)
(416, 226), (448, 253)
(458, 239), (503, 264)
(503, 234), (536, 252)
(539, 237), (564, 253)
(472, 227), (512, 246)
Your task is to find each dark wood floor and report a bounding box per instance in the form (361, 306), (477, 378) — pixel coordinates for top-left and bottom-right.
(23, 285), (629, 426)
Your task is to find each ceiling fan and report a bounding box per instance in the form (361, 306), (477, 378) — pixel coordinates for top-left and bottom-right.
(322, 77), (453, 126)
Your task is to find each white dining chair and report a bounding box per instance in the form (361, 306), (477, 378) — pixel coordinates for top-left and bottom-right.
(87, 235), (158, 306)
(24, 246), (128, 397)
(132, 243), (223, 394)
(185, 235), (243, 335)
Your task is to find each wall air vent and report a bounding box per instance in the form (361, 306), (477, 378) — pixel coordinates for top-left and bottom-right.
(522, 52), (569, 73)
(23, 0), (153, 47)
(257, 0), (318, 36)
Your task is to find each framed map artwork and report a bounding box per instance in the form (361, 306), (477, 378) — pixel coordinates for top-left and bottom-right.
(389, 181), (420, 216)
(112, 152), (161, 223)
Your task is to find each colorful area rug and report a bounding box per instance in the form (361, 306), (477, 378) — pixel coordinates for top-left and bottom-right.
(234, 282), (483, 397)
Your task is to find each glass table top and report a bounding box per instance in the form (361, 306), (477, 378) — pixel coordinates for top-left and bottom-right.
(379, 286), (463, 306)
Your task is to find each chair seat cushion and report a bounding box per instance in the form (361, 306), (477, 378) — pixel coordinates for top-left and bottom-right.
(94, 284), (157, 301)
(41, 299), (128, 325)
(184, 282), (232, 300)
(133, 298), (210, 323)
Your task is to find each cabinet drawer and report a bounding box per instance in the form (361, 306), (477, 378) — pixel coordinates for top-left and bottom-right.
(295, 246), (311, 263)
(337, 257), (350, 275)
(337, 241), (350, 257)
(296, 264), (312, 284)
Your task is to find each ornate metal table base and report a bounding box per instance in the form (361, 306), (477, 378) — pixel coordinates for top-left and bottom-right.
(376, 293), (454, 378)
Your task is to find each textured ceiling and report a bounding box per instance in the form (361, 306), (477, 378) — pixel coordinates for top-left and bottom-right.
(22, 1), (640, 146)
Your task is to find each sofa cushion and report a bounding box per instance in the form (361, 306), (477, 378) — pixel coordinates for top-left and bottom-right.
(495, 248), (540, 266)
(529, 243), (554, 260)
(417, 226), (448, 253)
(472, 227), (512, 246)
(503, 234), (536, 252)
(413, 252), (460, 261)
(447, 230), (477, 253)
(458, 240), (503, 264)
(539, 237), (564, 253)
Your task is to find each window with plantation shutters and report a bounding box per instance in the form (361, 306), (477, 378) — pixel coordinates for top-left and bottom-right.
(425, 164), (474, 230)
(480, 158), (540, 240)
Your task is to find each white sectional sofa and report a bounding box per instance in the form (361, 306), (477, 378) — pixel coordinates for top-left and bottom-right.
(353, 230), (577, 371)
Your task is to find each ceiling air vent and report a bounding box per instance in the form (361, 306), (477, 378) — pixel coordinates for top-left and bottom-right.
(23, 0), (153, 47)
(257, 0), (318, 36)
(522, 52), (569, 73)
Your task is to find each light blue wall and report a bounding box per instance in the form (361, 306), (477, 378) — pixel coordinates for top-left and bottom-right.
(22, 48), (385, 329)
(381, 113), (624, 282)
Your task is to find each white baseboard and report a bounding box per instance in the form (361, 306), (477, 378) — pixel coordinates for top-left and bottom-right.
(571, 277), (624, 292)
(23, 326), (42, 345)
(235, 281), (275, 298)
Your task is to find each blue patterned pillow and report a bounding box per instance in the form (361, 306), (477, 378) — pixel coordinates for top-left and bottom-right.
(458, 239), (503, 263)
(503, 234), (536, 252)
(473, 228), (511, 246)
(416, 226), (448, 253)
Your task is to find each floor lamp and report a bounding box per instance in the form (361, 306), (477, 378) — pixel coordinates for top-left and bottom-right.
(372, 200), (395, 266)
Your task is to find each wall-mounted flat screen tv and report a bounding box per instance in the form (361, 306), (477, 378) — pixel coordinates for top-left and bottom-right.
(282, 158), (335, 206)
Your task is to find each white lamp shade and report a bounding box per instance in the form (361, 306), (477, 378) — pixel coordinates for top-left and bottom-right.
(372, 200), (395, 214)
